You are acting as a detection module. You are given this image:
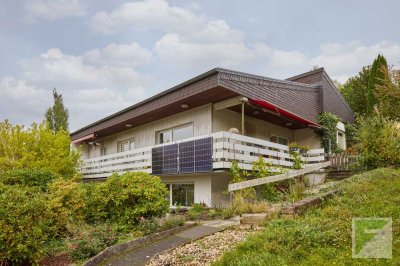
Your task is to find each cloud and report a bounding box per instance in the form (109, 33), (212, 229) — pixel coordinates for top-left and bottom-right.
(89, 0), (204, 34)
(1, 46), (150, 130)
(24, 0), (85, 21)
(0, 77), (51, 125)
(83, 42), (153, 67)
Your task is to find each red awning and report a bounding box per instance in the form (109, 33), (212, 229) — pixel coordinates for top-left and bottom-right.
(71, 133), (96, 144)
(249, 99), (321, 128)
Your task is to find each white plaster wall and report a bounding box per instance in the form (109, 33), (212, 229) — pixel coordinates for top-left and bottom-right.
(161, 174), (212, 207)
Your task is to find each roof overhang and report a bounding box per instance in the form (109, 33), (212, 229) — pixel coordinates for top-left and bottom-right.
(71, 133), (96, 144)
(249, 99), (321, 128)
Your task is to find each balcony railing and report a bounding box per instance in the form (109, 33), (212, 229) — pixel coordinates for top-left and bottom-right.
(80, 131), (325, 178)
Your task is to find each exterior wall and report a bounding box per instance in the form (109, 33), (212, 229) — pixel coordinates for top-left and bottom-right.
(212, 108), (294, 142)
(293, 128), (321, 150)
(161, 174), (212, 207)
(211, 173), (231, 208)
(82, 104), (212, 159)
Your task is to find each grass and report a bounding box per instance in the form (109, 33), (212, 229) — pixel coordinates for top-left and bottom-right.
(214, 168), (400, 266)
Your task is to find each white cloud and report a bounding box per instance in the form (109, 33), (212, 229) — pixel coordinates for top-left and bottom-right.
(24, 0), (85, 21)
(0, 77), (51, 125)
(1, 46), (150, 130)
(89, 0), (204, 34)
(83, 42), (153, 67)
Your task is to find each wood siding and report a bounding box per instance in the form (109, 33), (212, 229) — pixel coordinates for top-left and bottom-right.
(81, 104), (212, 159)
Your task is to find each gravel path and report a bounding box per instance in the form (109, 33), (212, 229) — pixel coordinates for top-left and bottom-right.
(147, 225), (260, 266)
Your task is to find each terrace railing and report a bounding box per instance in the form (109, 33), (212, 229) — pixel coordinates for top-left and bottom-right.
(80, 131), (326, 178)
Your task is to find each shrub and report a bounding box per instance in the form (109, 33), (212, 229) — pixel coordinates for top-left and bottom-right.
(0, 184), (54, 264)
(315, 112), (340, 153)
(0, 168), (58, 190)
(47, 178), (87, 233)
(0, 120), (80, 178)
(357, 113), (400, 168)
(66, 223), (119, 261)
(87, 172), (169, 224)
(158, 215), (185, 231)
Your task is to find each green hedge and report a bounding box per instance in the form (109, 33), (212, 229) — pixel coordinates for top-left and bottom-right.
(86, 172), (169, 224)
(0, 168), (58, 190)
(0, 184), (54, 264)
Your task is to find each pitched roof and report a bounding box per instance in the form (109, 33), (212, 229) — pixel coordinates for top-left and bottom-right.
(70, 67), (354, 140)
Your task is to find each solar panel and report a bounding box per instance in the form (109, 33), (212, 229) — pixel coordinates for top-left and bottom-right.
(151, 147), (163, 175)
(163, 143), (178, 175)
(194, 137), (213, 172)
(179, 140), (195, 173)
(152, 137), (213, 175)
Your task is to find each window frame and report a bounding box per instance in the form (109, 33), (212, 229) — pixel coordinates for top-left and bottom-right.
(165, 182), (195, 207)
(118, 138), (135, 153)
(270, 134), (289, 146)
(156, 123), (194, 144)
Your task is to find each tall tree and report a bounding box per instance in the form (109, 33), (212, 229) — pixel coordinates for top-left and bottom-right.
(366, 54), (388, 115)
(341, 66), (370, 117)
(376, 67), (400, 121)
(45, 89), (69, 132)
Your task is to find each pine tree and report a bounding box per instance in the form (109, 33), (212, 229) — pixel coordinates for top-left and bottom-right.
(366, 54), (388, 115)
(45, 89), (69, 133)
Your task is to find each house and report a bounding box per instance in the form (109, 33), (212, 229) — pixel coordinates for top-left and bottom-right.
(71, 67), (354, 207)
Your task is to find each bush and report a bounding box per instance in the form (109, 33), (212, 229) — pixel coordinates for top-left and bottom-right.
(158, 215), (185, 231)
(87, 172), (169, 224)
(66, 223), (119, 261)
(47, 178), (87, 233)
(0, 168), (58, 190)
(0, 184), (54, 264)
(357, 113), (400, 168)
(0, 120), (80, 178)
(315, 112), (340, 153)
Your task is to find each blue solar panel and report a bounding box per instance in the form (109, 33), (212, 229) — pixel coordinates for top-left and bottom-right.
(194, 137), (213, 172)
(179, 140), (195, 173)
(152, 137), (213, 175)
(163, 143), (178, 175)
(151, 147), (163, 175)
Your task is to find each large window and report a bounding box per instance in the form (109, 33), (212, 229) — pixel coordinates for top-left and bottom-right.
(166, 183), (194, 207)
(157, 123), (194, 144)
(119, 138), (135, 152)
(270, 135), (289, 146)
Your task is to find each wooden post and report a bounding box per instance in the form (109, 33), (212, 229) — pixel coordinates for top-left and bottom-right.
(241, 101), (245, 135)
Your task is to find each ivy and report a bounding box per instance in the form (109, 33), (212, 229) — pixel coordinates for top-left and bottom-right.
(314, 112), (340, 153)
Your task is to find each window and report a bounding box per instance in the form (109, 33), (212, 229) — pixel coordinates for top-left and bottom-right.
(101, 145), (109, 156)
(166, 183), (194, 207)
(270, 135), (289, 146)
(157, 123), (194, 144)
(119, 139), (135, 152)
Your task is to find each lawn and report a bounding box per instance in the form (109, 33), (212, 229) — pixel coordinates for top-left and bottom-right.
(214, 168), (400, 266)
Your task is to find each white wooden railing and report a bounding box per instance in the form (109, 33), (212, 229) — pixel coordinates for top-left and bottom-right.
(80, 131), (325, 178)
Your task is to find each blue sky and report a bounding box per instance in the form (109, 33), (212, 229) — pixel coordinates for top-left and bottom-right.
(1, 0), (399, 131)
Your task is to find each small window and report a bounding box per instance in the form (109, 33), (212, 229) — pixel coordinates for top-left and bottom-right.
(270, 135), (289, 146)
(166, 183), (194, 207)
(157, 123), (193, 144)
(173, 124), (193, 141)
(119, 139), (135, 152)
(101, 146), (109, 156)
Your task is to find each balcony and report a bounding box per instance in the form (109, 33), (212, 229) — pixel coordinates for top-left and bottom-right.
(80, 131), (325, 179)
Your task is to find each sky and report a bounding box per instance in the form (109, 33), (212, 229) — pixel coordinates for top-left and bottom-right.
(1, 0), (400, 131)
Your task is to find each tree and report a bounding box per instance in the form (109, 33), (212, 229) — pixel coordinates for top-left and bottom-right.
(0, 120), (80, 177)
(341, 66), (370, 117)
(366, 54), (388, 115)
(375, 67), (400, 121)
(45, 89), (69, 132)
